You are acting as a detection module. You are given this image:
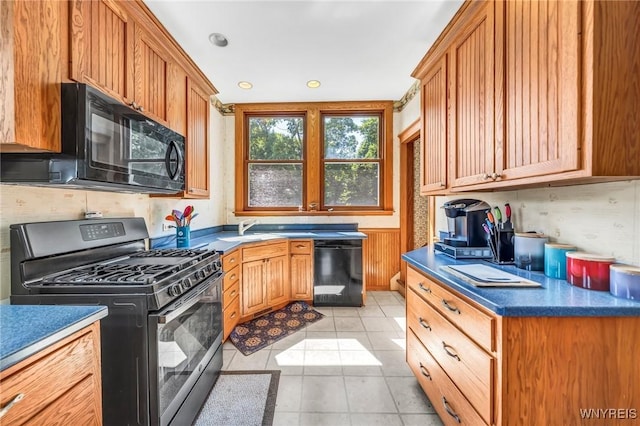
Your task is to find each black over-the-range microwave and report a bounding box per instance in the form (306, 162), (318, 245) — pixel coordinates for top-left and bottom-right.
(0, 83), (185, 194)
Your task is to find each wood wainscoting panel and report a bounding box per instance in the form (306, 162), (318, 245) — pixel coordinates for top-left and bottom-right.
(361, 228), (400, 291)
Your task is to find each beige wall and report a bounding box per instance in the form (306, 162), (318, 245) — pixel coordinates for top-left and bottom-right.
(0, 106), (226, 299)
(435, 181), (640, 266)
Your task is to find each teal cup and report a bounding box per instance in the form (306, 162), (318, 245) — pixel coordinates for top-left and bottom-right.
(544, 243), (577, 280)
(176, 226), (191, 248)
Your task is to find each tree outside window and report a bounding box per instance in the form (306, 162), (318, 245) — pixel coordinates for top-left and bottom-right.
(236, 101), (393, 215)
(246, 116), (304, 208)
(323, 114), (381, 208)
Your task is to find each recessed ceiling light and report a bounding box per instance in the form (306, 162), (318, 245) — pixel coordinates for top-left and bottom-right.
(307, 80), (321, 88)
(208, 33), (228, 47)
(238, 81), (253, 90)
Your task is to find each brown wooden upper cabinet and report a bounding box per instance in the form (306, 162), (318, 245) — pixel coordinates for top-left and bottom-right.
(185, 79), (211, 198)
(3, 0), (217, 194)
(419, 55), (448, 194)
(413, 0), (640, 194)
(448, 1), (496, 189)
(70, 0), (170, 124)
(133, 24), (170, 124)
(1, 0), (62, 152)
(69, 0), (135, 106)
(69, 0), (215, 199)
(497, 0), (581, 182)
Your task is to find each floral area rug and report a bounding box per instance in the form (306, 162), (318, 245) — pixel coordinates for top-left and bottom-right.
(230, 301), (324, 356)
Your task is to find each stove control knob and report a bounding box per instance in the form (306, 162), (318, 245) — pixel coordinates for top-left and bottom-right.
(168, 284), (183, 297)
(183, 278), (192, 288)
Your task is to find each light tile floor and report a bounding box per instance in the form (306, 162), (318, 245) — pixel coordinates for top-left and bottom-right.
(222, 291), (444, 426)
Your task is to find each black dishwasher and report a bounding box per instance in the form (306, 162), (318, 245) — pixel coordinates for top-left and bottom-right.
(313, 239), (363, 306)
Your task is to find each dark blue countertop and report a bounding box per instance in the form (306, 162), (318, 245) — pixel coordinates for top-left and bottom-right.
(151, 223), (367, 254)
(0, 305), (108, 371)
(402, 246), (640, 317)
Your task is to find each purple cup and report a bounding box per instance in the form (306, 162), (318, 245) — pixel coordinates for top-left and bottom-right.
(610, 264), (640, 301)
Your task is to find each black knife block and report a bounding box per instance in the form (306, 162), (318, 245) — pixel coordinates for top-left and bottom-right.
(487, 229), (514, 264)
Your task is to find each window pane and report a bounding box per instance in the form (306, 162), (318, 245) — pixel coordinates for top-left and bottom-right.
(248, 117), (303, 160)
(324, 163), (379, 206)
(248, 164), (302, 207)
(324, 116), (379, 159)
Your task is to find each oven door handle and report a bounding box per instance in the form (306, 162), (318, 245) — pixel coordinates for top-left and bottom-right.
(155, 274), (220, 324)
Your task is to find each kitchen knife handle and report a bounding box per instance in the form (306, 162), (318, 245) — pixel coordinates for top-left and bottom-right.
(486, 211), (495, 224)
(494, 206), (503, 223)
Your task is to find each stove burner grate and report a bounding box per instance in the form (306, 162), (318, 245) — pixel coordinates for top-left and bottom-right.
(132, 249), (209, 258)
(42, 263), (179, 285)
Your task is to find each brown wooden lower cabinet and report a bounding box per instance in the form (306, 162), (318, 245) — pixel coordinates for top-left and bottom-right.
(407, 329), (487, 426)
(361, 228), (400, 291)
(289, 240), (313, 301)
(239, 241), (290, 320)
(0, 321), (102, 425)
(407, 265), (640, 426)
(222, 250), (241, 341)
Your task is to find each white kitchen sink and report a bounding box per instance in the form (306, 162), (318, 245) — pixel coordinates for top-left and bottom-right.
(273, 232), (317, 237)
(218, 233), (283, 242)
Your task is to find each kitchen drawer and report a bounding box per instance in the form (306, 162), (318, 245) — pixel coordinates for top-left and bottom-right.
(223, 294), (240, 340)
(0, 326), (100, 426)
(223, 264), (240, 291)
(26, 374), (101, 425)
(407, 266), (495, 352)
(242, 241), (288, 263)
(289, 240), (312, 255)
(407, 287), (492, 424)
(407, 330), (487, 426)
(224, 279), (240, 309)
(222, 250), (240, 271)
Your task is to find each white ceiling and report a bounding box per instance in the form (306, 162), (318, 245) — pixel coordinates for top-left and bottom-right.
(144, 0), (464, 104)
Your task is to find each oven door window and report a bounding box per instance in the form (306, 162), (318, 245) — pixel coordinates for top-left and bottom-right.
(151, 280), (222, 423)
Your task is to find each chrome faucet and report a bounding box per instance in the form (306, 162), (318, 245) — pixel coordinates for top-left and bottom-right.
(238, 219), (259, 235)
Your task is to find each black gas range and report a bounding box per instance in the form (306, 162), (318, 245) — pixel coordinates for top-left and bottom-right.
(10, 218), (223, 426)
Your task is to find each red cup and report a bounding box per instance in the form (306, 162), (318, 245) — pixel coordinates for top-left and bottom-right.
(566, 252), (616, 291)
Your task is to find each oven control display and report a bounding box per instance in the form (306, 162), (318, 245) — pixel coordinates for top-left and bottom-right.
(80, 222), (126, 241)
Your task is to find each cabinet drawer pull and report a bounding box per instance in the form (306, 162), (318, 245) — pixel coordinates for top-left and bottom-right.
(490, 172), (500, 180)
(442, 396), (461, 423)
(441, 299), (460, 314)
(230, 258), (236, 264)
(442, 342), (461, 361)
(230, 274), (237, 281)
(418, 317), (432, 331)
(418, 363), (432, 381)
(296, 244), (306, 248)
(230, 290), (236, 297)
(418, 283), (431, 294)
(0, 393), (24, 419)
(230, 312), (236, 319)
